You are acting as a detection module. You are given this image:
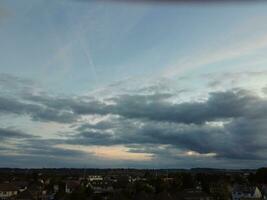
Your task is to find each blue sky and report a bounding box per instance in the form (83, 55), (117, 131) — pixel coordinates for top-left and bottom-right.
(2, 0), (267, 93)
(1, 0), (267, 168)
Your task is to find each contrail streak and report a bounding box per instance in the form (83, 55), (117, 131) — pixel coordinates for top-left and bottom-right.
(72, 0), (267, 4)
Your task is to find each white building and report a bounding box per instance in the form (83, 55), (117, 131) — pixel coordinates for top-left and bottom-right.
(232, 185), (262, 200)
(88, 175), (103, 182)
(0, 183), (18, 199)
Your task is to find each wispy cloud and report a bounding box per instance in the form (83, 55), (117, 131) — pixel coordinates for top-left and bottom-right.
(165, 40), (267, 78)
(73, 0), (267, 4)
(164, 17), (267, 77)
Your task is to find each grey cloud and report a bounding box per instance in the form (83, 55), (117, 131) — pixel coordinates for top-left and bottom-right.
(19, 141), (88, 158)
(2, 73), (267, 167)
(0, 74), (77, 123)
(77, 120), (116, 131)
(103, 90), (266, 124)
(0, 127), (36, 140)
(0, 154), (90, 168)
(58, 90), (265, 125)
(23, 93), (110, 116)
(30, 107), (77, 123)
(0, 97), (38, 114)
(0, 137), (94, 167)
(0, 96), (77, 123)
(69, 96), (267, 161)
(71, 119), (226, 153)
(262, 86), (267, 94)
(4, 74), (266, 125)
(0, 74), (34, 88)
(0, 137), (153, 168)
(0, 74), (40, 97)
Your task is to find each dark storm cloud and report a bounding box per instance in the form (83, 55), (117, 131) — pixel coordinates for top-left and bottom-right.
(89, 90), (265, 124)
(72, 120), (219, 152)
(18, 139), (88, 157)
(73, 90), (266, 124)
(22, 93), (111, 117)
(67, 89), (267, 161)
(0, 136), (153, 168)
(0, 137), (94, 168)
(3, 73), (265, 125)
(0, 154), (90, 168)
(2, 73), (267, 167)
(3, 76), (267, 161)
(0, 96), (77, 123)
(123, 90), (267, 123)
(23, 89), (264, 124)
(72, 117), (267, 161)
(0, 74), (77, 123)
(0, 127), (36, 140)
(77, 120), (116, 131)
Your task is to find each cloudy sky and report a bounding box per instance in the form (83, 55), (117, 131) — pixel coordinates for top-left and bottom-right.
(1, 0), (267, 168)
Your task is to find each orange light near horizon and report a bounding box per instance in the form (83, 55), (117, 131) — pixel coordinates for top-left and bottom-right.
(55, 144), (153, 161)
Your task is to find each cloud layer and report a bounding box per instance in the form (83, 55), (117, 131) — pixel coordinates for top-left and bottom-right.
(0, 73), (267, 168)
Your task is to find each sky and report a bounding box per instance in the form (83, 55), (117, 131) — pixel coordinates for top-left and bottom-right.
(1, 0), (267, 168)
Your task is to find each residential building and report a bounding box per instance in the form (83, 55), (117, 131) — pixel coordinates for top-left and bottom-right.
(232, 185), (262, 200)
(0, 183), (18, 199)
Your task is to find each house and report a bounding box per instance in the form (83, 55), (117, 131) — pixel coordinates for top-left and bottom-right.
(232, 185), (262, 200)
(88, 176), (103, 182)
(0, 183), (18, 199)
(89, 180), (113, 194)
